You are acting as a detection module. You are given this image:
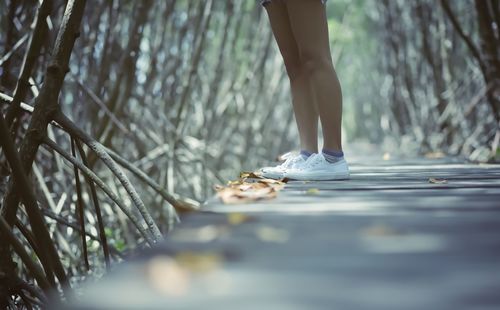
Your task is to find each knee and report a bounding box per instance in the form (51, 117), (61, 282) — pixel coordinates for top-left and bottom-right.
(283, 57), (304, 82)
(300, 51), (333, 76)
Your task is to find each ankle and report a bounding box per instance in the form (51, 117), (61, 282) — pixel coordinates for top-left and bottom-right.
(322, 148), (344, 163)
(322, 148), (343, 156)
(300, 149), (314, 160)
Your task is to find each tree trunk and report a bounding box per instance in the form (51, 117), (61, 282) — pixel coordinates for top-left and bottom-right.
(0, 0), (86, 305)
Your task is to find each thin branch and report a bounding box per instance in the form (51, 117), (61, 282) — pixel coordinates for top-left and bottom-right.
(71, 138), (90, 271)
(74, 138), (111, 268)
(5, 0), (53, 126)
(104, 146), (199, 213)
(55, 112), (163, 243)
(2, 0), (87, 238)
(41, 136), (155, 246)
(0, 113), (69, 292)
(440, 0), (487, 71)
(0, 216), (51, 292)
(39, 208), (124, 259)
(71, 76), (131, 135)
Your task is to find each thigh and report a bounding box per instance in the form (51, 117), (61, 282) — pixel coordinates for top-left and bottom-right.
(285, 0), (332, 60)
(264, 0), (301, 66)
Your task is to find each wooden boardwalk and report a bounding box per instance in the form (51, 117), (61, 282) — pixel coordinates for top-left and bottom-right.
(63, 153), (500, 309)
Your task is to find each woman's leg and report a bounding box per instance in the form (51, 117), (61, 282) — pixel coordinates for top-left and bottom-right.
(264, 0), (319, 154)
(285, 0), (343, 152)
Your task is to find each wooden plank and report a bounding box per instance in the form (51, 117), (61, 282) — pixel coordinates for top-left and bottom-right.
(60, 157), (500, 310)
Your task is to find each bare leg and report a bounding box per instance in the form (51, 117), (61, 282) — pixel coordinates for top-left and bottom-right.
(285, 0), (343, 152)
(264, 0), (319, 153)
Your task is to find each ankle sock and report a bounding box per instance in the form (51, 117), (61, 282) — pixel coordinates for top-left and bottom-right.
(322, 148), (344, 163)
(300, 150), (313, 160)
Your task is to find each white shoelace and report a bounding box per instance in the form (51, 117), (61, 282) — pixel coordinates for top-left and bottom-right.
(279, 154), (303, 169)
(300, 153), (323, 169)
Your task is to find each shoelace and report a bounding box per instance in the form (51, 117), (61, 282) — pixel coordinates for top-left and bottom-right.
(300, 153), (323, 169)
(278, 154), (301, 169)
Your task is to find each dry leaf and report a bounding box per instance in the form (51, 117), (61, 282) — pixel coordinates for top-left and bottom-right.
(227, 213), (253, 225)
(306, 188), (320, 195)
(213, 184), (225, 191)
(174, 251), (223, 273)
(239, 171), (263, 179)
(258, 178), (284, 185)
(216, 172), (286, 204)
(147, 256), (190, 296)
(424, 151), (445, 159)
(361, 224), (398, 236)
(383, 152), (391, 160)
(428, 177), (447, 184)
(238, 183), (253, 191)
(233, 186), (275, 199)
(217, 186), (277, 204)
(255, 226), (289, 243)
(227, 179), (243, 186)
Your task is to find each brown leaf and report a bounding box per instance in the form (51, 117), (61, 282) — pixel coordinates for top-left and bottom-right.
(306, 188), (320, 195)
(216, 185), (278, 204)
(425, 151), (446, 159)
(258, 178), (285, 185)
(239, 171), (263, 179)
(174, 251), (223, 273)
(227, 213), (254, 225)
(216, 172), (286, 204)
(255, 226), (289, 243)
(428, 177), (447, 184)
(238, 183), (253, 191)
(213, 184), (225, 191)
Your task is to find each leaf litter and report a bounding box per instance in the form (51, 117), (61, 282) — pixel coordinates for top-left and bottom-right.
(428, 177), (448, 184)
(215, 171), (288, 204)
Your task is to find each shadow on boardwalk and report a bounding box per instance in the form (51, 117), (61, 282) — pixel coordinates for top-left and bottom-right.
(61, 151), (500, 310)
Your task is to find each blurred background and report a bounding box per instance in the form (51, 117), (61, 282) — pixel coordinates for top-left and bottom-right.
(1, 0), (499, 307)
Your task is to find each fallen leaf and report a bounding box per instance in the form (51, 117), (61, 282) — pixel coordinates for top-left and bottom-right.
(227, 179), (243, 186)
(233, 186), (276, 200)
(255, 226), (289, 243)
(258, 178), (284, 185)
(147, 256), (190, 296)
(428, 177), (447, 184)
(361, 224), (399, 236)
(213, 184), (225, 191)
(238, 183), (253, 191)
(239, 171), (263, 179)
(425, 151), (446, 159)
(216, 186), (278, 204)
(383, 152), (391, 160)
(227, 213), (253, 225)
(216, 173), (286, 204)
(174, 251), (223, 273)
(257, 179), (285, 191)
(306, 188), (320, 195)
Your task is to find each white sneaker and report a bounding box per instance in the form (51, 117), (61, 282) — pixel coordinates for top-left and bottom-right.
(259, 153), (307, 179)
(284, 153), (350, 181)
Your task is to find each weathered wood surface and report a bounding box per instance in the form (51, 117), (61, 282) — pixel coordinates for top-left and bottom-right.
(61, 154), (500, 310)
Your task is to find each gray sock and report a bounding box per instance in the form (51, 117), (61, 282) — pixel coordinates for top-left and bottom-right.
(322, 148), (344, 163)
(300, 150), (313, 160)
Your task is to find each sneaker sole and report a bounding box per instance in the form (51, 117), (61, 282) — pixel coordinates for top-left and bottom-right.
(286, 172), (350, 181)
(260, 171), (285, 180)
